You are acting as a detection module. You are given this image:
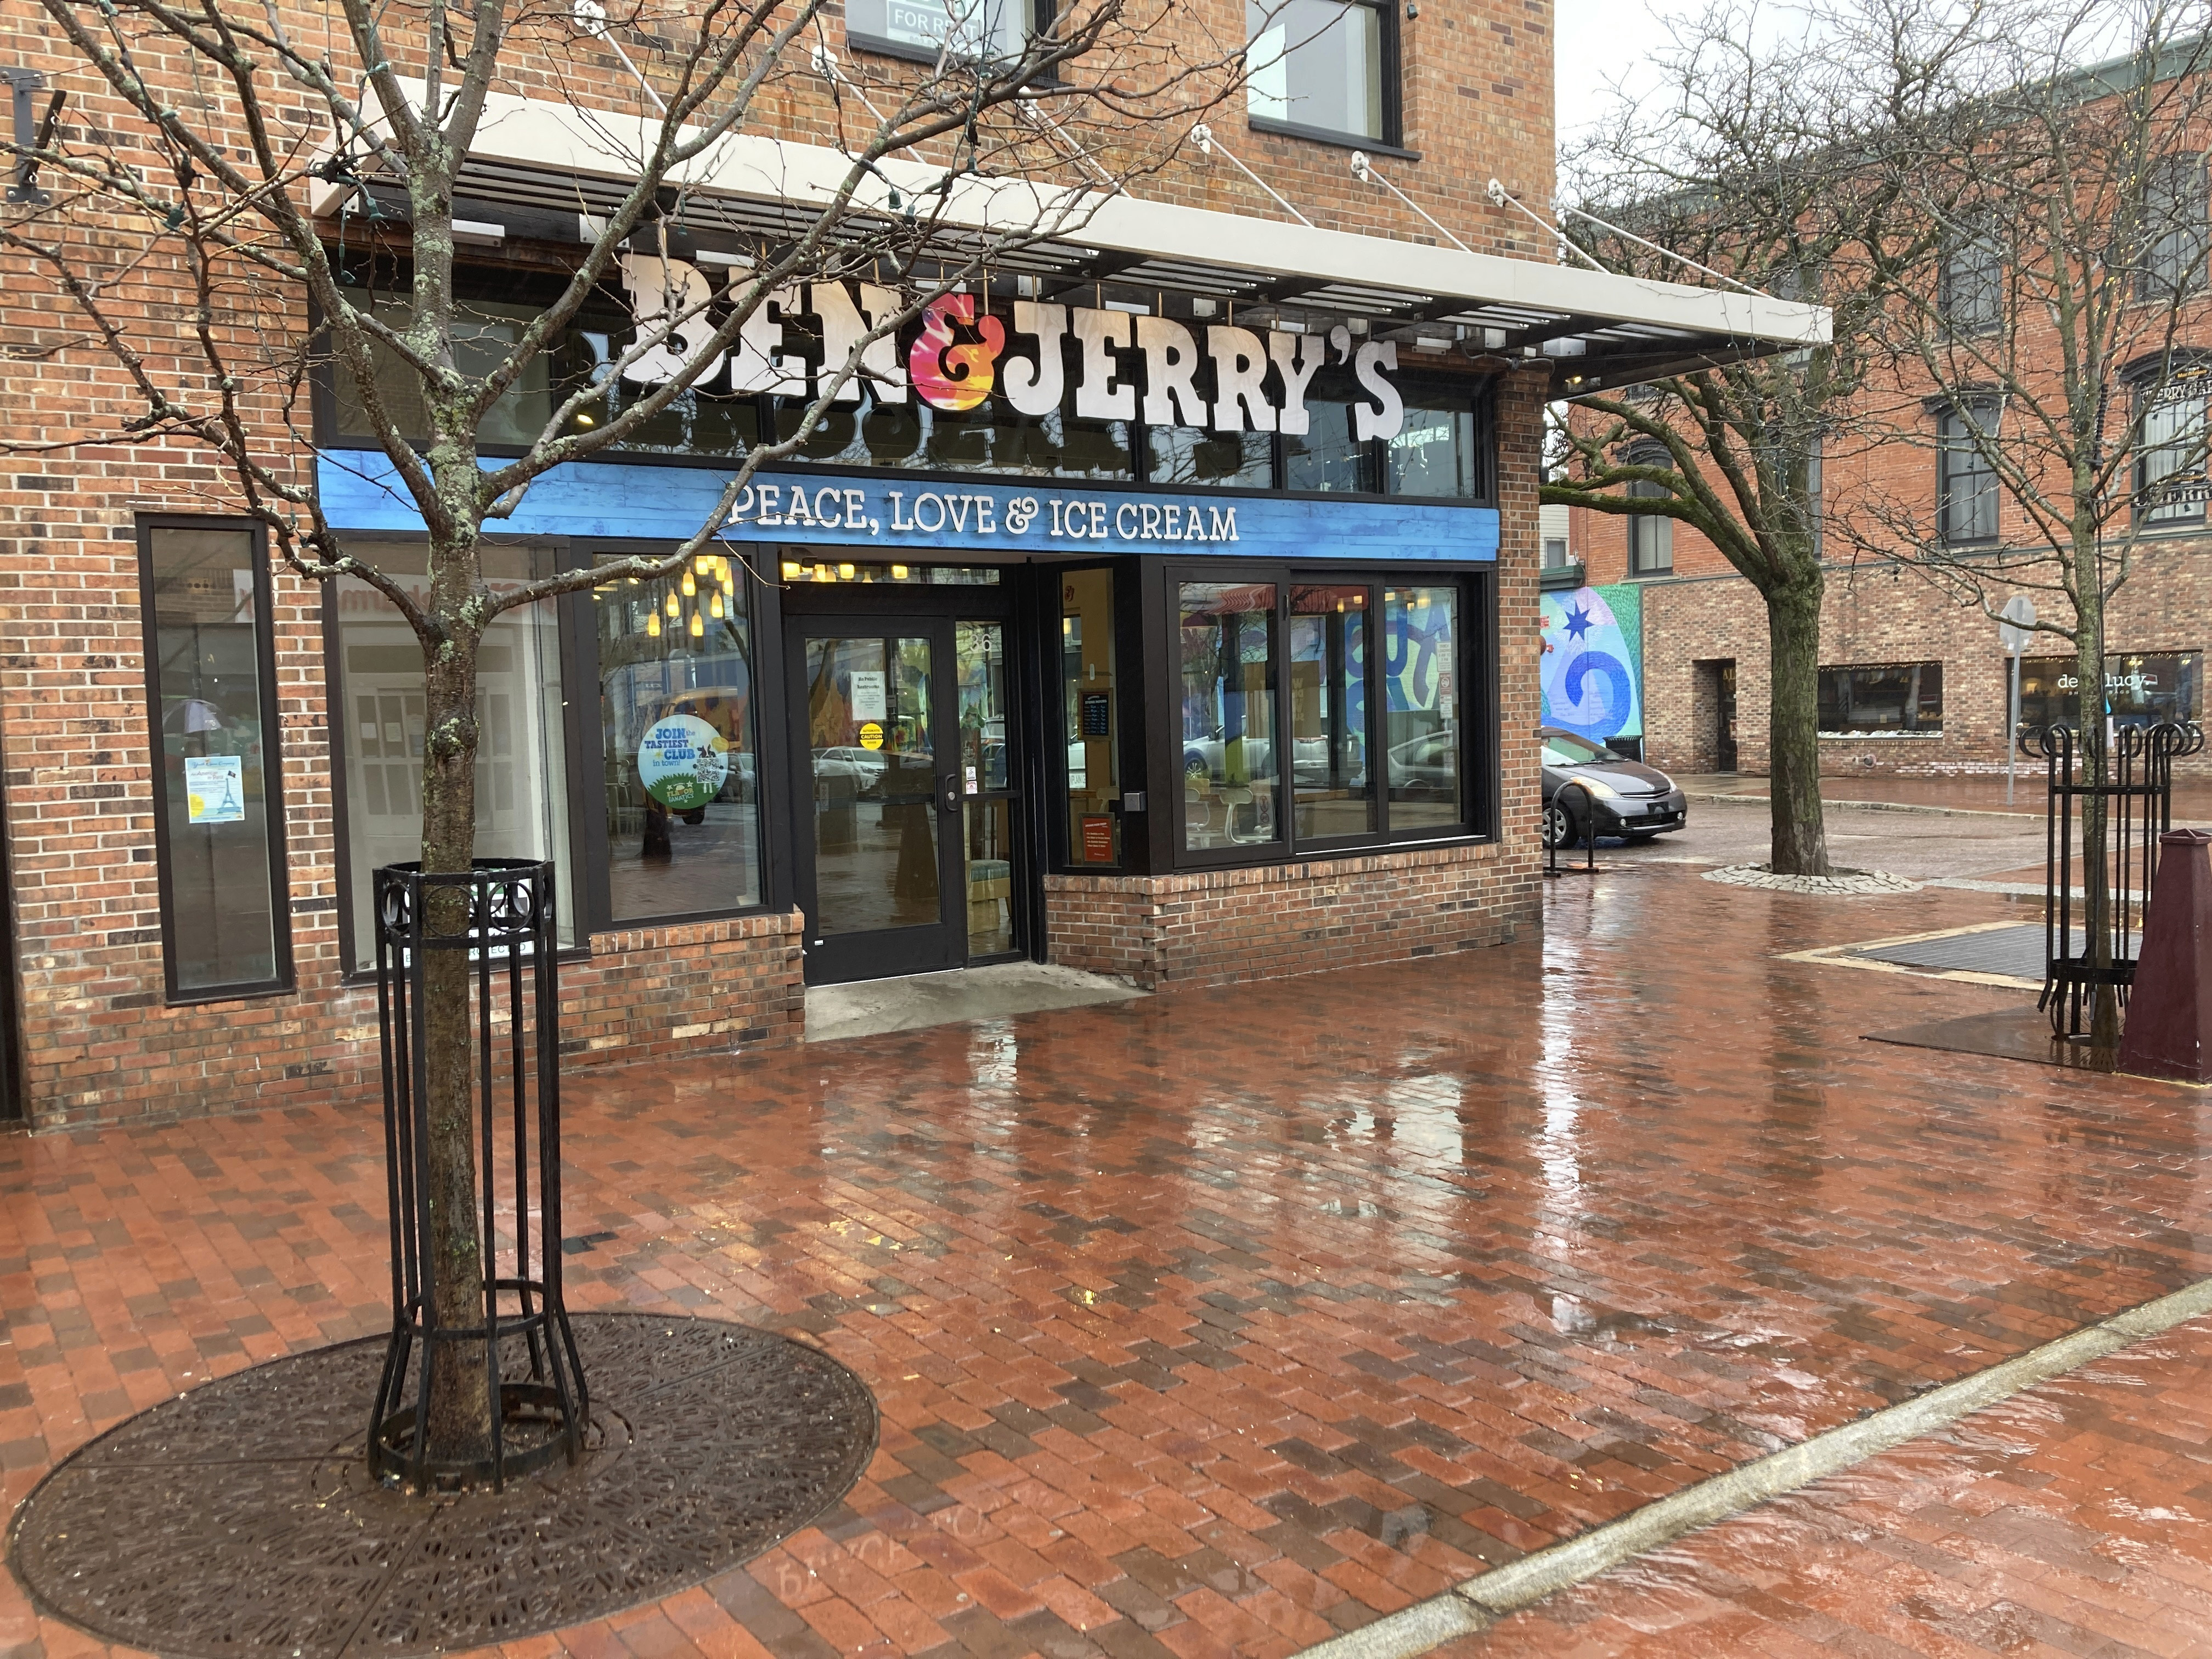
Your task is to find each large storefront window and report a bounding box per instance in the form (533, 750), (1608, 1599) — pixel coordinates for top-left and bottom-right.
(141, 524), (289, 998)
(1384, 585), (1462, 828)
(1290, 585), (1375, 839)
(334, 541), (574, 968)
(1180, 582), (1283, 851)
(1062, 569), (1121, 866)
(599, 553), (763, 922)
(1171, 572), (1478, 862)
(1387, 406), (1482, 499)
(2018, 651), (2200, 733)
(772, 392), (1134, 481)
(959, 622), (1017, 955)
(1819, 663), (1943, 735)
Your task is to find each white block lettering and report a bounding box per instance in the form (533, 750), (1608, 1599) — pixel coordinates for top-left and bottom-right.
(1004, 302), (1069, 417)
(1208, 325), (1276, 433)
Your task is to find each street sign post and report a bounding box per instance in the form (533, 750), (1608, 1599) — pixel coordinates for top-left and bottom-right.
(1999, 595), (2037, 805)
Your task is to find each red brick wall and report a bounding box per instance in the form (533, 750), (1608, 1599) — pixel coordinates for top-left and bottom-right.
(1637, 550), (2212, 778)
(25, 907), (805, 1132)
(1045, 842), (1532, 990)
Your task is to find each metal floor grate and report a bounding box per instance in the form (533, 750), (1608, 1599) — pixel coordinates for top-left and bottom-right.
(1849, 924), (2078, 981)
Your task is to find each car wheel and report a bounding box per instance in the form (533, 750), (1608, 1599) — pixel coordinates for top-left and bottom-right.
(1184, 751), (1210, 780)
(1542, 801), (1578, 850)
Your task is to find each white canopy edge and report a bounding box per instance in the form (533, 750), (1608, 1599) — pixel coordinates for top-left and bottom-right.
(322, 90), (1831, 358)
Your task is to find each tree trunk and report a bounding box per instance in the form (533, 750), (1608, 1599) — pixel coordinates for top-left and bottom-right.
(419, 595), (492, 1464)
(1764, 569), (1831, 877)
(2072, 536), (2118, 1047)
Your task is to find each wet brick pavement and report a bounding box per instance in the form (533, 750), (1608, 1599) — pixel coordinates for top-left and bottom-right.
(1436, 1312), (2212, 1657)
(4, 865), (2211, 1659)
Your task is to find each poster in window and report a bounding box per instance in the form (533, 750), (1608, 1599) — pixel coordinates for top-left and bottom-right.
(1081, 815), (1115, 862)
(184, 754), (246, 824)
(636, 714), (730, 811)
(848, 669), (888, 723)
(1081, 692), (1111, 736)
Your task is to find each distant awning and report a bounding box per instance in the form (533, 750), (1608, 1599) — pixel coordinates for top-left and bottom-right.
(315, 92), (1830, 396)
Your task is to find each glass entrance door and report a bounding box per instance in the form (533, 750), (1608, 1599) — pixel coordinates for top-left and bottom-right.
(788, 621), (966, 984)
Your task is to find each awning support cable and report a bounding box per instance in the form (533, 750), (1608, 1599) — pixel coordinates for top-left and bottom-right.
(1483, 178), (1607, 273)
(1191, 124), (1311, 226)
(1013, 96), (1118, 193)
(811, 41), (926, 164)
(571, 0), (668, 115)
(1351, 151), (1468, 252)
(1488, 179), (1773, 299)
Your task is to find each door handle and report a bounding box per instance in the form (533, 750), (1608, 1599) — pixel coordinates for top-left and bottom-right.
(940, 775), (961, 814)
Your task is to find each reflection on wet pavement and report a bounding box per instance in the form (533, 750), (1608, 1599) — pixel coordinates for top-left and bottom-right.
(3, 866), (2209, 1658)
(1437, 1314), (2212, 1657)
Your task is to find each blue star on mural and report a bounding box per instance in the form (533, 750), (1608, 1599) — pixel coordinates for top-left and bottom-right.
(1564, 603), (1595, 641)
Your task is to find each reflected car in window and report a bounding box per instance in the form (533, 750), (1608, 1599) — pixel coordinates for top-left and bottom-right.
(1181, 730), (1277, 782)
(816, 744), (889, 795)
(1385, 728), (1457, 799)
(1540, 727), (1686, 848)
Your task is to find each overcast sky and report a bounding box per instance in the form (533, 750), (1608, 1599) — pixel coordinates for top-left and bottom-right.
(1553, 0), (1694, 144)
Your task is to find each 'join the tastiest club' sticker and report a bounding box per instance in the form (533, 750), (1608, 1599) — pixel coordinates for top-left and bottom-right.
(636, 715), (730, 811)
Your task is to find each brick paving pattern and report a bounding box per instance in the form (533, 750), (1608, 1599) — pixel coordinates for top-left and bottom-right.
(4, 867), (2210, 1658)
(1438, 1312), (2212, 1656)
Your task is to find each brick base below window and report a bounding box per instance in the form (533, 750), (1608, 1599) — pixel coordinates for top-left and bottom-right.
(19, 909), (806, 1133)
(1043, 843), (1541, 991)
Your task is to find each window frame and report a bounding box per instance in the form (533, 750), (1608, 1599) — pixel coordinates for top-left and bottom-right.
(1154, 559), (1492, 872)
(137, 515), (295, 1005)
(2136, 154), (2211, 304)
(1816, 661), (1945, 738)
(1937, 399), (2000, 546)
(580, 535), (785, 938)
(1938, 232), (2004, 337)
(1243, 0), (1405, 151)
(325, 534), (600, 980)
(845, 0), (1056, 70)
(2132, 360), (2212, 530)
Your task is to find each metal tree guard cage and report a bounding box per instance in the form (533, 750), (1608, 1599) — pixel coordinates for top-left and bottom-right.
(2033, 720), (2206, 1040)
(370, 859), (587, 1489)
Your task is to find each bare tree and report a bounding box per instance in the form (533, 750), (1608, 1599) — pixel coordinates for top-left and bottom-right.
(1543, 0), (1993, 877)
(1, 0), (1237, 1464)
(1850, 0), (2212, 1041)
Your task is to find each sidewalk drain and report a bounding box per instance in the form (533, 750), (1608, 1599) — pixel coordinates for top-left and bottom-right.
(1292, 1276), (2212, 1659)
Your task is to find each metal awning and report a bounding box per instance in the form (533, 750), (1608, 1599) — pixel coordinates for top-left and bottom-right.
(315, 92), (1830, 394)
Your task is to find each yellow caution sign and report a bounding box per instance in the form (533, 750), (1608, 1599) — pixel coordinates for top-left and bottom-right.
(857, 721), (884, 751)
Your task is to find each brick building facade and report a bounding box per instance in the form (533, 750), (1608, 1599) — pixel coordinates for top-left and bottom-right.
(1559, 50), (2212, 783)
(0, 0), (1816, 1131)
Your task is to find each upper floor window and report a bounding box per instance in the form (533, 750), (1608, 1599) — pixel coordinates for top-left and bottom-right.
(2137, 365), (2210, 527)
(848, 0), (1041, 60)
(1623, 445), (1673, 574)
(1939, 234), (2002, 336)
(1245, 0), (1395, 145)
(1938, 400), (1999, 544)
(2137, 156), (2210, 303)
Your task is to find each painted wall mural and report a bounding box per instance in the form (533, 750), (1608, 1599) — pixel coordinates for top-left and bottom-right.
(1541, 584), (1643, 744)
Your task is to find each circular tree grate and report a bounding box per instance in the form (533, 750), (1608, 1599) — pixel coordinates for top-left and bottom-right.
(7, 1313), (877, 1658)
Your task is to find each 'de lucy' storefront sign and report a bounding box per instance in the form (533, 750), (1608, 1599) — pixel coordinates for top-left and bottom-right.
(617, 263), (1414, 441)
(318, 453), (1503, 562)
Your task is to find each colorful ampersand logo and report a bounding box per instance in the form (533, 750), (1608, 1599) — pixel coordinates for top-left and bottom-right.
(909, 294), (1006, 413)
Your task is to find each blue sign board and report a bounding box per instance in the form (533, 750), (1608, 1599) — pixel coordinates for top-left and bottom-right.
(316, 450), (1499, 562)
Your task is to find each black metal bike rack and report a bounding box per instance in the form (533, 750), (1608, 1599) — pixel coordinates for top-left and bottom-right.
(370, 859), (586, 1489)
(2032, 720), (2204, 1040)
(1544, 777), (1599, 879)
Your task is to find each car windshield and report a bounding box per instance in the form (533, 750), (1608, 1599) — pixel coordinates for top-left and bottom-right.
(1543, 732), (1620, 766)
